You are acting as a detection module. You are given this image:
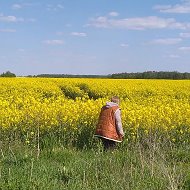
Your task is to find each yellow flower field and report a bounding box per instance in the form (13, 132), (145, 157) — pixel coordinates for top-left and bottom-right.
(0, 78), (190, 144)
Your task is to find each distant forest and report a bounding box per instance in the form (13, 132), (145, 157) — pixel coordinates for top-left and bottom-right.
(1, 71), (190, 79)
(33, 71), (190, 79)
(32, 74), (108, 78)
(110, 71), (190, 80)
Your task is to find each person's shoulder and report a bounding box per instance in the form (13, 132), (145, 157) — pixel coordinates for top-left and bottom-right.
(114, 107), (121, 113)
(112, 105), (120, 111)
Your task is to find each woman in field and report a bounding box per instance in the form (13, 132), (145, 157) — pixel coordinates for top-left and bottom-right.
(95, 96), (124, 150)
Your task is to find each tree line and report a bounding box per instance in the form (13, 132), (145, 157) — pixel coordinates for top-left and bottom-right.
(34, 71), (190, 79)
(33, 74), (108, 78)
(110, 71), (190, 80)
(1, 71), (190, 79)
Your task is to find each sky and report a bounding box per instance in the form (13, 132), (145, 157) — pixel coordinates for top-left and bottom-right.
(0, 0), (190, 76)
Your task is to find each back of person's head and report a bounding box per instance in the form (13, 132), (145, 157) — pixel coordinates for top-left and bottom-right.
(111, 96), (120, 104)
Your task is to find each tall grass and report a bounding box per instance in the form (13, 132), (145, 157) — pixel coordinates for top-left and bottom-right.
(1, 133), (190, 190)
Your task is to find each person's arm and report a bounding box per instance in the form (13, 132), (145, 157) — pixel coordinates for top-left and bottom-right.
(115, 109), (124, 137)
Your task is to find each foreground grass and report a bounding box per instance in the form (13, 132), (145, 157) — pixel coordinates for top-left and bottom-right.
(1, 140), (190, 190)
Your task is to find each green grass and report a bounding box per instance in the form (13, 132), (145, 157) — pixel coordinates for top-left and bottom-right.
(1, 139), (190, 190)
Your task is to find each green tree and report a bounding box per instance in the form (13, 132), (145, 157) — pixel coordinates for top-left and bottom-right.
(0, 71), (16, 77)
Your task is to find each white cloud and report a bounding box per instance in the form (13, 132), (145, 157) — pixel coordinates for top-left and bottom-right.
(0, 29), (16, 32)
(120, 43), (129, 47)
(46, 4), (64, 11)
(179, 46), (190, 51)
(44, 40), (64, 45)
(169, 54), (180, 58)
(71, 32), (87, 37)
(11, 3), (33, 10)
(12, 4), (22, 10)
(109, 12), (119, 17)
(149, 38), (182, 45)
(153, 5), (171, 10)
(88, 16), (108, 28)
(179, 32), (190, 38)
(57, 4), (64, 9)
(154, 1), (190, 13)
(0, 14), (24, 22)
(88, 16), (190, 30)
(27, 18), (36, 22)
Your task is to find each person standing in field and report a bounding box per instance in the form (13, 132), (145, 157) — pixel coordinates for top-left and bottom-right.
(95, 96), (124, 150)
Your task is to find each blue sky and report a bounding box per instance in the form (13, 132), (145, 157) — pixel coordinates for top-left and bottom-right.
(0, 0), (190, 76)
